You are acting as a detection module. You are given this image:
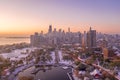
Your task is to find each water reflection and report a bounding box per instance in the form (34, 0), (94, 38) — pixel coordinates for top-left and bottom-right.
(18, 66), (71, 80)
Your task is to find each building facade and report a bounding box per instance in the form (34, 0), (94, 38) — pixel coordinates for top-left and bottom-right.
(30, 25), (82, 47)
(86, 27), (96, 49)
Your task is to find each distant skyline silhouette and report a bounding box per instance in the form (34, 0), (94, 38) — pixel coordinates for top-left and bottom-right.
(0, 0), (120, 36)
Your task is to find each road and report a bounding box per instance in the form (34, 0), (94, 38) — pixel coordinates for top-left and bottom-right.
(77, 56), (119, 80)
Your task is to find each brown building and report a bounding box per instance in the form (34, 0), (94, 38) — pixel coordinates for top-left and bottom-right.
(103, 48), (115, 59)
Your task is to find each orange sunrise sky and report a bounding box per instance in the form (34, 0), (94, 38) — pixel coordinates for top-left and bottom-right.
(0, 0), (120, 36)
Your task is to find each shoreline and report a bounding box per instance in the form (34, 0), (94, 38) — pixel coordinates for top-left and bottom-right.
(0, 37), (30, 46)
(5, 37), (30, 39)
(0, 42), (30, 54)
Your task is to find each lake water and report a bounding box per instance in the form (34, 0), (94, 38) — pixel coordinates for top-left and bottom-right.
(18, 66), (71, 80)
(0, 38), (30, 45)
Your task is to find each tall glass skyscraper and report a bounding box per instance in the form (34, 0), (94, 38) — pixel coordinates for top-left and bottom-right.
(87, 27), (96, 49)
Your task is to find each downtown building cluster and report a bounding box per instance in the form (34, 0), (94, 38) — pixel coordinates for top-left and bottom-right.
(30, 25), (96, 49)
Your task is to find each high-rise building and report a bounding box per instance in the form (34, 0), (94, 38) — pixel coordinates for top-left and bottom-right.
(68, 27), (70, 32)
(87, 27), (96, 49)
(30, 32), (39, 46)
(82, 31), (87, 48)
(53, 28), (56, 33)
(48, 25), (52, 33)
(30, 25), (83, 47)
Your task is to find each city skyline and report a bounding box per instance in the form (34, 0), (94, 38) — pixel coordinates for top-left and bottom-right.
(0, 0), (120, 36)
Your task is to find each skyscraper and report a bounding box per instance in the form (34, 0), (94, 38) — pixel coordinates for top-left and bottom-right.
(82, 31), (87, 48)
(30, 25), (83, 47)
(68, 27), (70, 32)
(87, 27), (96, 49)
(48, 25), (52, 33)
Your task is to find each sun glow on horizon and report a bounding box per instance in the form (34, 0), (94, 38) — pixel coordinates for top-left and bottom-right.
(0, 0), (120, 35)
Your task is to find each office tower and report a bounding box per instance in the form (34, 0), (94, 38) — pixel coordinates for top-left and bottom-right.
(82, 31), (87, 48)
(87, 27), (96, 49)
(30, 32), (39, 47)
(68, 27), (70, 32)
(102, 35), (108, 48)
(53, 28), (56, 33)
(30, 25), (84, 47)
(77, 32), (82, 44)
(48, 25), (52, 33)
(59, 29), (62, 33)
(41, 31), (43, 35)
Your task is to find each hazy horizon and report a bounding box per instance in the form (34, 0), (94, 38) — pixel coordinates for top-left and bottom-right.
(0, 0), (120, 35)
